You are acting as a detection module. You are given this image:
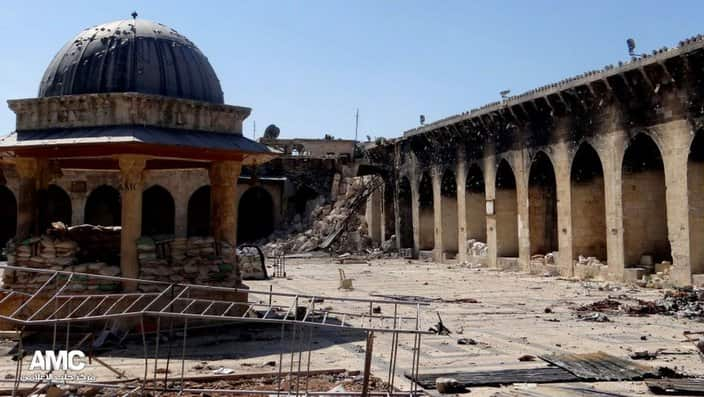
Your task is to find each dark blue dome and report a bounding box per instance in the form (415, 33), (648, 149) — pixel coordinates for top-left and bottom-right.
(38, 19), (224, 104)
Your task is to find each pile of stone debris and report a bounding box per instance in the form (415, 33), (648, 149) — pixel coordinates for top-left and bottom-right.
(262, 176), (386, 256)
(576, 287), (704, 319)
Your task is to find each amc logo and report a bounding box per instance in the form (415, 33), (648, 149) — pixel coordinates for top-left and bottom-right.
(29, 350), (86, 371)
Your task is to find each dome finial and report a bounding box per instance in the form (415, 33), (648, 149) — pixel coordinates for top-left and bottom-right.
(131, 11), (138, 20)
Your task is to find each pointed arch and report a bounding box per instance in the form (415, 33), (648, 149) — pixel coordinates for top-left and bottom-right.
(466, 163), (486, 243)
(187, 185), (211, 237)
(689, 131), (704, 273)
(85, 185), (121, 226)
(238, 186), (275, 242)
(528, 151), (558, 255)
(570, 143), (606, 261)
(142, 185), (175, 236)
(46, 184), (72, 226)
(622, 133), (670, 267)
(495, 159), (518, 257)
(441, 169), (458, 256)
(0, 186), (17, 247)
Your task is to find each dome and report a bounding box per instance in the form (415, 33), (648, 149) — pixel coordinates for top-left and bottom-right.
(38, 18), (224, 104)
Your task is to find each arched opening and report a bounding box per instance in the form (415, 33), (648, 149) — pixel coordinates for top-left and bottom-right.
(187, 186), (211, 237)
(238, 186), (275, 243)
(528, 152), (558, 255)
(0, 186), (17, 247)
(689, 132), (704, 274)
(418, 171), (434, 250)
(495, 160), (518, 257)
(622, 134), (670, 267)
(441, 169), (458, 257)
(85, 185), (121, 226)
(398, 177), (413, 249)
(466, 164), (486, 243)
(142, 185), (175, 236)
(571, 144), (606, 261)
(46, 185), (72, 227)
(383, 180), (396, 241)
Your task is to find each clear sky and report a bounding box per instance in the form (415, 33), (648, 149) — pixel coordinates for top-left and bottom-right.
(1, 1), (703, 140)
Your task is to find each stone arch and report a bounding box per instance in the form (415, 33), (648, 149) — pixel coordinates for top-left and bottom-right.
(466, 163), (486, 243)
(187, 185), (211, 237)
(441, 168), (458, 257)
(238, 186), (275, 243)
(0, 186), (17, 247)
(418, 171), (434, 250)
(570, 143), (606, 261)
(398, 176), (413, 249)
(528, 151), (558, 255)
(142, 185), (175, 236)
(495, 159), (518, 257)
(622, 133), (670, 267)
(46, 184), (72, 226)
(689, 131), (704, 274)
(84, 185), (121, 226)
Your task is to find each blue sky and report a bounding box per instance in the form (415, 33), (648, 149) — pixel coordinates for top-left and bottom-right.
(1, 1), (702, 140)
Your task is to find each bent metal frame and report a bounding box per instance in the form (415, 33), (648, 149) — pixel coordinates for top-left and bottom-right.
(0, 264), (431, 396)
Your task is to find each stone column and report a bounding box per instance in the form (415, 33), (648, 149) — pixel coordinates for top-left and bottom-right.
(484, 151), (498, 268)
(118, 155), (146, 287)
(366, 182), (382, 245)
(410, 170), (421, 258)
(393, 146), (403, 251)
(431, 166), (443, 262)
(456, 152), (468, 263)
(514, 151), (531, 272)
(601, 131), (626, 281)
(660, 120), (694, 285)
(209, 160), (242, 245)
(553, 142), (573, 277)
(15, 157), (43, 239)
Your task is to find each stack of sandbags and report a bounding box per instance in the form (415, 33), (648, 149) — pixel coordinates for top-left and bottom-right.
(137, 237), (169, 282)
(3, 235), (80, 292)
(170, 237), (187, 263)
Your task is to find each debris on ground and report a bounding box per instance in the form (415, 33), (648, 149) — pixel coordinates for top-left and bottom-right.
(577, 313), (611, 322)
(435, 377), (465, 394)
(457, 338), (478, 345)
(518, 354), (537, 362)
(574, 287), (704, 319)
(429, 313), (451, 335)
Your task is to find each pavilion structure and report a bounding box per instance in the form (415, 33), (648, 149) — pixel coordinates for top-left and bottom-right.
(0, 17), (277, 288)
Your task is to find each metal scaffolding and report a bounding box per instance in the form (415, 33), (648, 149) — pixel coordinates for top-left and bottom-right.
(0, 264), (431, 396)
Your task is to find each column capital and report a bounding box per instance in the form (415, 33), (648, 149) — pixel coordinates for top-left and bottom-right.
(118, 155), (147, 191)
(209, 160), (242, 187)
(15, 157), (40, 179)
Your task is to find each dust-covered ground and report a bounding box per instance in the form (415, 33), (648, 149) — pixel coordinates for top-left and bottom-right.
(0, 257), (702, 396)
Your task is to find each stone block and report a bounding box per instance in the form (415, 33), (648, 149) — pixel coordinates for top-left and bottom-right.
(623, 267), (648, 282)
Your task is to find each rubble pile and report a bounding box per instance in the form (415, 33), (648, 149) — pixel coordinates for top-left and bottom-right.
(574, 255), (609, 280)
(263, 177), (381, 256)
(138, 236), (239, 291)
(530, 251), (559, 275)
(575, 287), (704, 319)
(3, 235), (121, 292)
(466, 239), (488, 257)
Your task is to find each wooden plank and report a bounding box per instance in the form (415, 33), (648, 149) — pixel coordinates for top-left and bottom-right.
(406, 367), (579, 388)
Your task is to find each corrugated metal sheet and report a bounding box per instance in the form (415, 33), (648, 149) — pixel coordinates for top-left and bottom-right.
(539, 352), (657, 381)
(406, 367), (580, 389)
(647, 378), (704, 395)
(0, 126), (275, 155)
